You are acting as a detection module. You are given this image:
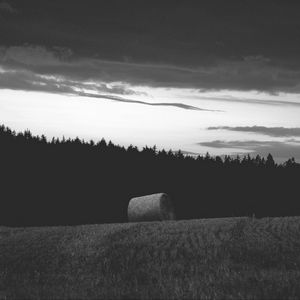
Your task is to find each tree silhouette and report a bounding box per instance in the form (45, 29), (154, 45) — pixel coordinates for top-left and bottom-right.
(0, 124), (299, 226)
(266, 153), (276, 168)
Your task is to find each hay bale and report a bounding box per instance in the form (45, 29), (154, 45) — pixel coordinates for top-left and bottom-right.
(128, 193), (176, 222)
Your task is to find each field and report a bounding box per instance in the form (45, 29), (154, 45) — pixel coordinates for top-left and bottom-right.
(1, 217), (300, 299)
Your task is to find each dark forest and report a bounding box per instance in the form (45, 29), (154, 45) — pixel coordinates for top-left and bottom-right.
(0, 124), (299, 226)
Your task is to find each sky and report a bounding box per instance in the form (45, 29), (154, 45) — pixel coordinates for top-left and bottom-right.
(0, 1), (300, 162)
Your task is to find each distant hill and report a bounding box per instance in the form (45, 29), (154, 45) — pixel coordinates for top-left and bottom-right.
(0, 124), (299, 226)
(1, 216), (300, 299)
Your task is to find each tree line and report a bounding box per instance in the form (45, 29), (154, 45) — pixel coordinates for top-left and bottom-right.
(0, 124), (299, 226)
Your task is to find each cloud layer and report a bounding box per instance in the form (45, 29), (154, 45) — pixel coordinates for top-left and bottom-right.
(199, 140), (300, 160)
(1, 45), (300, 94)
(1, 2), (300, 93)
(0, 63), (216, 111)
(0, 45), (300, 97)
(208, 126), (300, 137)
(0, 1), (17, 14)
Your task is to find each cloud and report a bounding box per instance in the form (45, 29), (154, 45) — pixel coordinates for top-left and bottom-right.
(1, 45), (300, 94)
(77, 92), (219, 111)
(198, 140), (300, 160)
(287, 139), (300, 144)
(0, 66), (216, 111)
(0, 45), (72, 66)
(0, 1), (17, 14)
(2, 2), (300, 64)
(192, 94), (300, 108)
(208, 126), (300, 137)
(1, 2), (300, 94)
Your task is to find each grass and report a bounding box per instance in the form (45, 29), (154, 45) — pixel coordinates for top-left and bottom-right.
(1, 217), (300, 299)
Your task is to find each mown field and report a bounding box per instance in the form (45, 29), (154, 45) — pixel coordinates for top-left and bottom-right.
(1, 217), (300, 299)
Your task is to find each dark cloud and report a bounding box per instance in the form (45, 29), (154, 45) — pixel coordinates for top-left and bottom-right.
(0, 45), (72, 66)
(77, 92), (218, 111)
(3, 1), (300, 62)
(1, 45), (300, 94)
(0, 1), (300, 93)
(208, 126), (300, 137)
(0, 1), (17, 14)
(198, 140), (300, 161)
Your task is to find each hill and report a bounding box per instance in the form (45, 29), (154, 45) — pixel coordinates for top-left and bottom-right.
(1, 216), (300, 299)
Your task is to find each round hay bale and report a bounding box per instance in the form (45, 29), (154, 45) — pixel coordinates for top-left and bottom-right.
(128, 193), (176, 222)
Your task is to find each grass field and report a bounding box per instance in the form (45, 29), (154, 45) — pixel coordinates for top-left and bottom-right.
(1, 217), (300, 299)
